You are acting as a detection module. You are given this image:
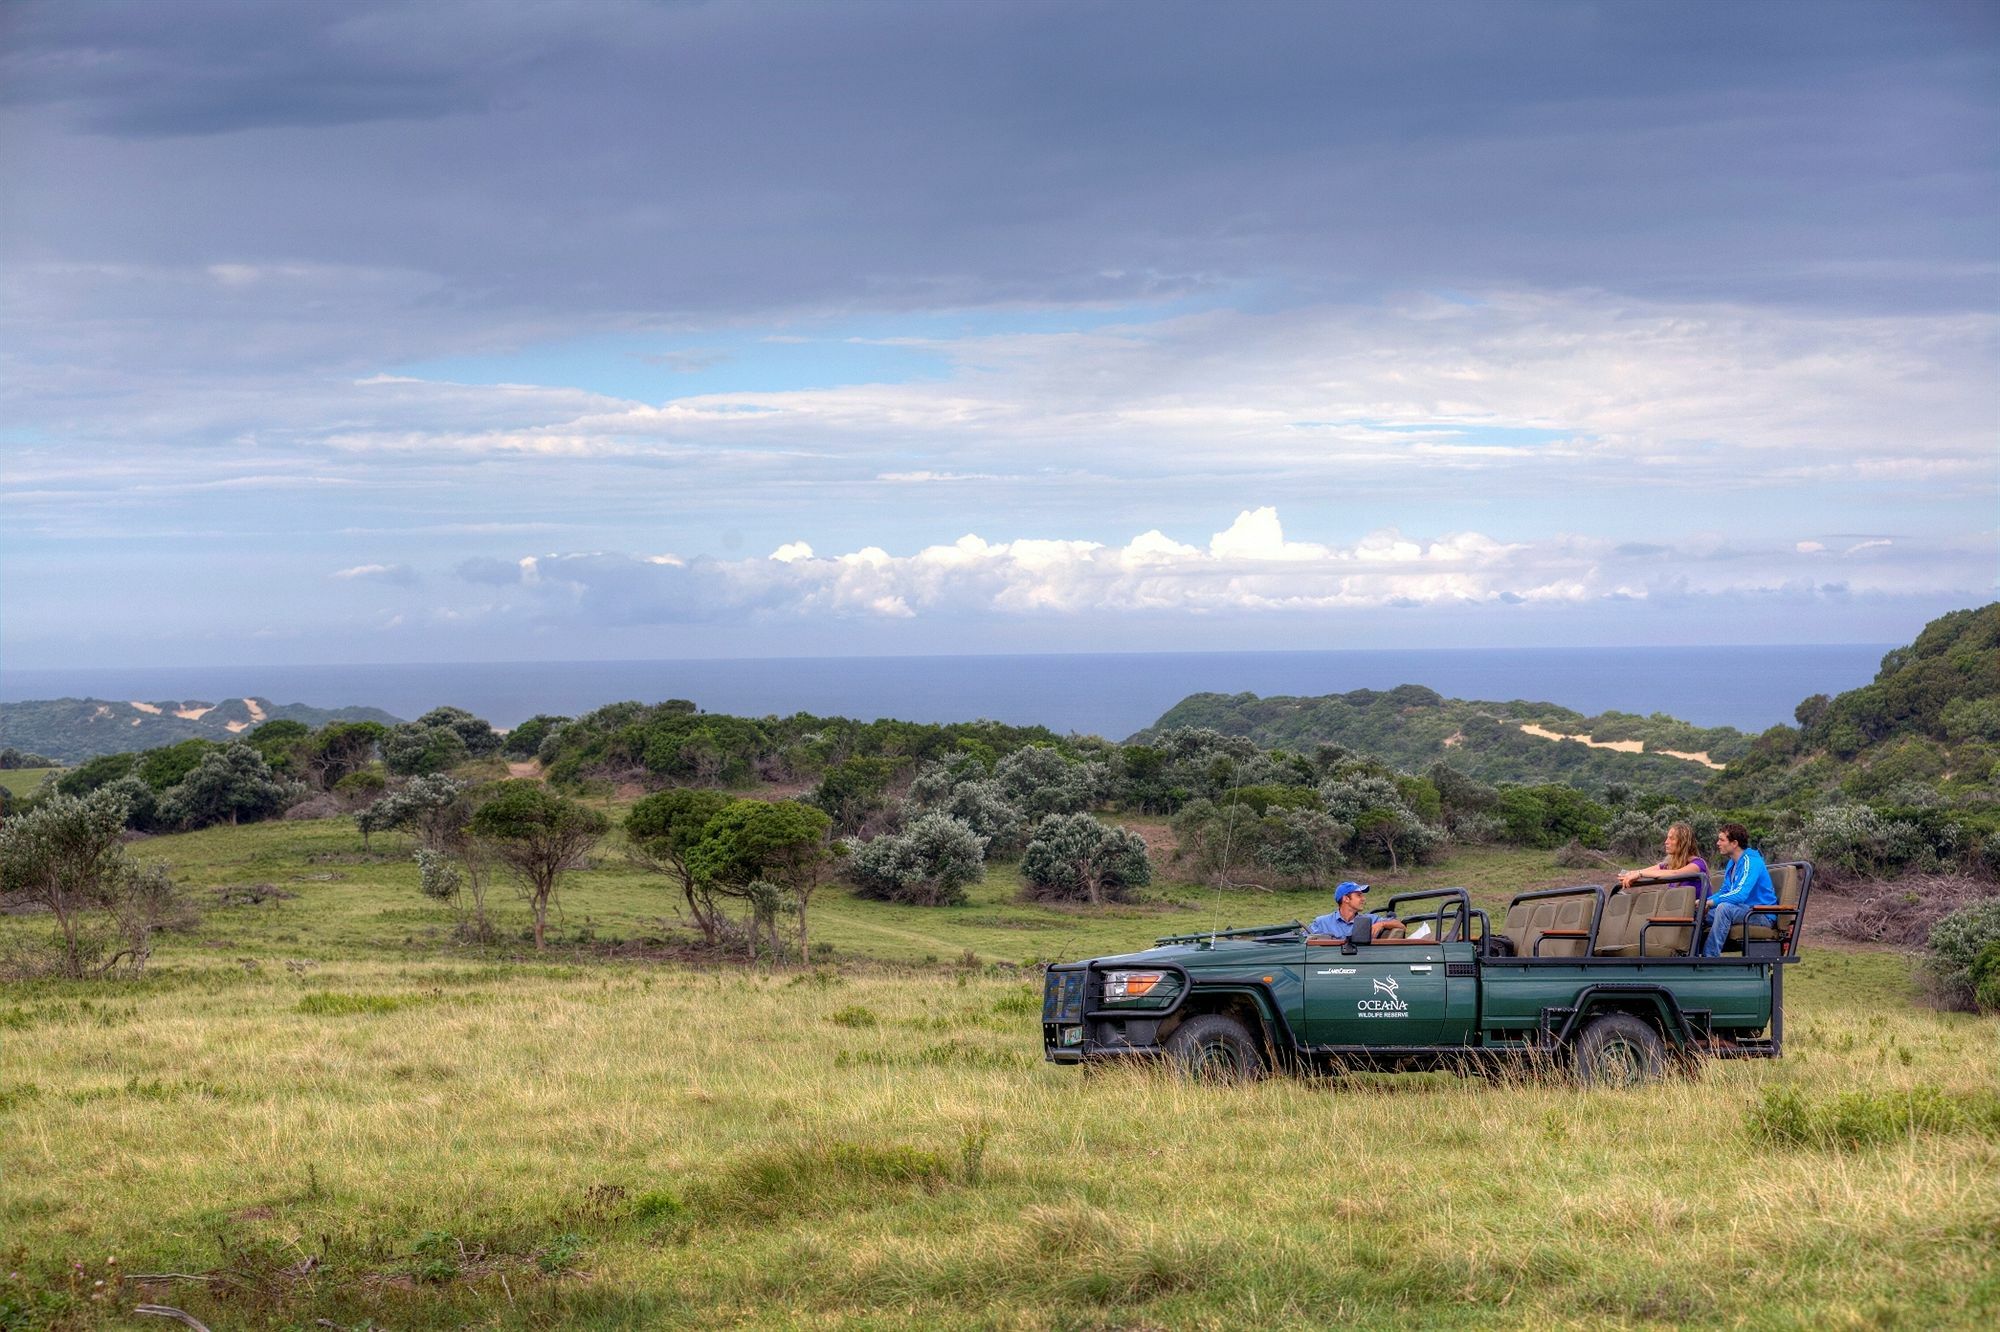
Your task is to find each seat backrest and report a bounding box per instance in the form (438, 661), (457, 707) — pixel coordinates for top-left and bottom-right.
(1537, 897), (1587, 957)
(1518, 902), (1557, 958)
(1500, 902), (1534, 950)
(1624, 888), (1660, 953)
(1643, 884), (1697, 955)
(1595, 893), (1635, 955)
(1770, 863), (1800, 909)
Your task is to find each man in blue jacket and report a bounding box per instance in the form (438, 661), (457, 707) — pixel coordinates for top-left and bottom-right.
(1702, 822), (1776, 956)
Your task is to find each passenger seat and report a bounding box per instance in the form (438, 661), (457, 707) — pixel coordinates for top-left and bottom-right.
(1642, 884), (1697, 956)
(1536, 897), (1591, 957)
(1594, 893), (1636, 956)
(1725, 863), (1802, 950)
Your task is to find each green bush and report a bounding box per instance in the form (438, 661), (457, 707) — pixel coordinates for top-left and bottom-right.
(1924, 898), (2000, 1010)
(334, 769), (388, 800)
(1970, 939), (2000, 1015)
(1495, 784), (1608, 849)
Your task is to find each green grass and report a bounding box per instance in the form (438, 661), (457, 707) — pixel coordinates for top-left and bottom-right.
(79, 809), (1575, 967)
(0, 767), (59, 797)
(1, 814), (1995, 1329)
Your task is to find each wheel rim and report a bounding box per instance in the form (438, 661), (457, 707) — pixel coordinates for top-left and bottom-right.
(1594, 1038), (1647, 1087)
(1190, 1040), (1244, 1082)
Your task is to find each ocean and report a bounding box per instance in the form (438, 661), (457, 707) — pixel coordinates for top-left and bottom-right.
(0, 645), (1890, 739)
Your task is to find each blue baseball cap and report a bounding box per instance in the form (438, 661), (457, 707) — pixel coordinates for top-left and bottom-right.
(1336, 881), (1369, 901)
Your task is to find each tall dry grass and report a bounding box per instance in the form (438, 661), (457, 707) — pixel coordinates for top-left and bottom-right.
(3, 949), (1995, 1329)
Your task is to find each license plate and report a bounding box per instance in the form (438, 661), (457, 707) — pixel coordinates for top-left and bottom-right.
(1061, 1026), (1082, 1046)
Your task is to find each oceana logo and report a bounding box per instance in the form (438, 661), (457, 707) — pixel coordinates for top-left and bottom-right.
(1358, 973), (1408, 1014)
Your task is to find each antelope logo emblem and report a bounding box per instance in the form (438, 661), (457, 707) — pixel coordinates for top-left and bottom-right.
(1372, 975), (1400, 1000)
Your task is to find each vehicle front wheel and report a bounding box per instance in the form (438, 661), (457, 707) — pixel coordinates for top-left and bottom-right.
(1572, 1013), (1666, 1087)
(1163, 1013), (1266, 1084)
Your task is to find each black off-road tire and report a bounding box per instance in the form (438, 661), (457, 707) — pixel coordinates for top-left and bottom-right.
(1163, 1013), (1266, 1083)
(1572, 1013), (1667, 1087)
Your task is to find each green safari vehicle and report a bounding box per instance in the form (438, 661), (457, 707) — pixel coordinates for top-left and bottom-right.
(1040, 864), (1814, 1085)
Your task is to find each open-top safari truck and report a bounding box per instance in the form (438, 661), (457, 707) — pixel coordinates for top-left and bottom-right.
(1041, 863), (1814, 1085)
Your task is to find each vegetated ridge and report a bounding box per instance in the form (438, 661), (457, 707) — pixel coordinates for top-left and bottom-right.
(0, 696), (402, 764)
(1707, 601), (2000, 807)
(1133, 684), (1753, 797)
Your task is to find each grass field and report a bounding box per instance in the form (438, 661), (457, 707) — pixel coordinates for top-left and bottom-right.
(2, 811), (1996, 1329)
(0, 769), (58, 799)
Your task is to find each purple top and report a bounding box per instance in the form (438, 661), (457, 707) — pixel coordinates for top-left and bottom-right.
(1640, 855), (1707, 886)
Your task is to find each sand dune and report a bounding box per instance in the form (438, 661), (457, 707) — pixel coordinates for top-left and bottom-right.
(1516, 722), (1724, 770)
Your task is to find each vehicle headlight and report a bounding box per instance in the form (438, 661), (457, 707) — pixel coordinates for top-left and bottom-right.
(1101, 970), (1177, 1004)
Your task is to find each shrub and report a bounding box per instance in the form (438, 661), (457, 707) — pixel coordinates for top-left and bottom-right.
(1603, 808), (1665, 858)
(334, 769), (388, 801)
(1020, 813), (1151, 905)
(995, 746), (1106, 820)
(806, 756), (904, 837)
(1494, 784), (1608, 850)
(1925, 898), (2000, 1010)
(847, 812), (988, 907)
(1254, 807), (1350, 889)
(153, 743), (297, 830)
(1319, 773), (1444, 870)
(0, 787), (194, 978)
(1786, 801), (1958, 880)
(503, 713), (568, 759)
(1971, 940), (2000, 1014)
(383, 723), (470, 777)
(414, 848), (462, 902)
(357, 774), (471, 852)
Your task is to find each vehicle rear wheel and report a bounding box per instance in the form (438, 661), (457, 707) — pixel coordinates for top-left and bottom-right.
(1163, 1014), (1266, 1084)
(1573, 1013), (1666, 1087)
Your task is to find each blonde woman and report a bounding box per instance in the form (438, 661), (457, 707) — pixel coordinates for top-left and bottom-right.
(1616, 822), (1708, 893)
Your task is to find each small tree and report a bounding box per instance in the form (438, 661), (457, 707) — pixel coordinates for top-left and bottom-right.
(848, 812), (988, 906)
(157, 743), (295, 829)
(624, 787), (734, 946)
(1019, 813), (1151, 905)
(468, 781), (608, 950)
(302, 721), (386, 790)
(0, 787), (193, 977)
(689, 799), (835, 962)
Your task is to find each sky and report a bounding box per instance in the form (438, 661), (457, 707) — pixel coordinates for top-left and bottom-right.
(1, 0), (1995, 671)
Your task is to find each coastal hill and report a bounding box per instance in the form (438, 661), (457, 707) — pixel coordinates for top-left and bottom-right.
(0, 697), (401, 764)
(1706, 601), (1999, 806)
(1133, 686), (1752, 797)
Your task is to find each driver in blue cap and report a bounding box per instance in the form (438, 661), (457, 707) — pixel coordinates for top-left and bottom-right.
(1305, 881), (1400, 942)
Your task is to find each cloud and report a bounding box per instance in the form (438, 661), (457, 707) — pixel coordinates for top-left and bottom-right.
(445, 507), (1991, 630)
(456, 556), (535, 586)
(330, 562), (418, 585)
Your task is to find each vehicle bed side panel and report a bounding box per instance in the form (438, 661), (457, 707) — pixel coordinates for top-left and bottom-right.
(1479, 961), (1773, 1033)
